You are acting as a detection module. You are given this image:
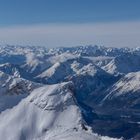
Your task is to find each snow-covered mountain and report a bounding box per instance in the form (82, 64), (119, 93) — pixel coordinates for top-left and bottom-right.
(0, 82), (119, 140)
(0, 70), (41, 113)
(100, 71), (140, 114)
(0, 44), (140, 139)
(102, 54), (140, 75)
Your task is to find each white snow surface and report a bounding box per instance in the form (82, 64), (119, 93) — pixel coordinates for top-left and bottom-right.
(0, 82), (121, 140)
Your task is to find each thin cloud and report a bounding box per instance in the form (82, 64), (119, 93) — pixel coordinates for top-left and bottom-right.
(0, 21), (140, 48)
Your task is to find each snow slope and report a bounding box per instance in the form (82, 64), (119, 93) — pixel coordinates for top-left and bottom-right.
(97, 71), (140, 118)
(0, 82), (120, 140)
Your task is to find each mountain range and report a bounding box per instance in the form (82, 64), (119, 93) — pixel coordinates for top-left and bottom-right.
(0, 45), (140, 140)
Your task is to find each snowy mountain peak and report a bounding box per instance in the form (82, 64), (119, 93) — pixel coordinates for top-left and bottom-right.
(29, 82), (75, 111)
(0, 81), (121, 140)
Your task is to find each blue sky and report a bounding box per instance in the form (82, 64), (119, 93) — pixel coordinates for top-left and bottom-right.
(0, 0), (140, 25)
(0, 0), (140, 47)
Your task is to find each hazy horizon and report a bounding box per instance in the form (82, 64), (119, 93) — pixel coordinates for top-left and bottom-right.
(0, 0), (140, 48)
